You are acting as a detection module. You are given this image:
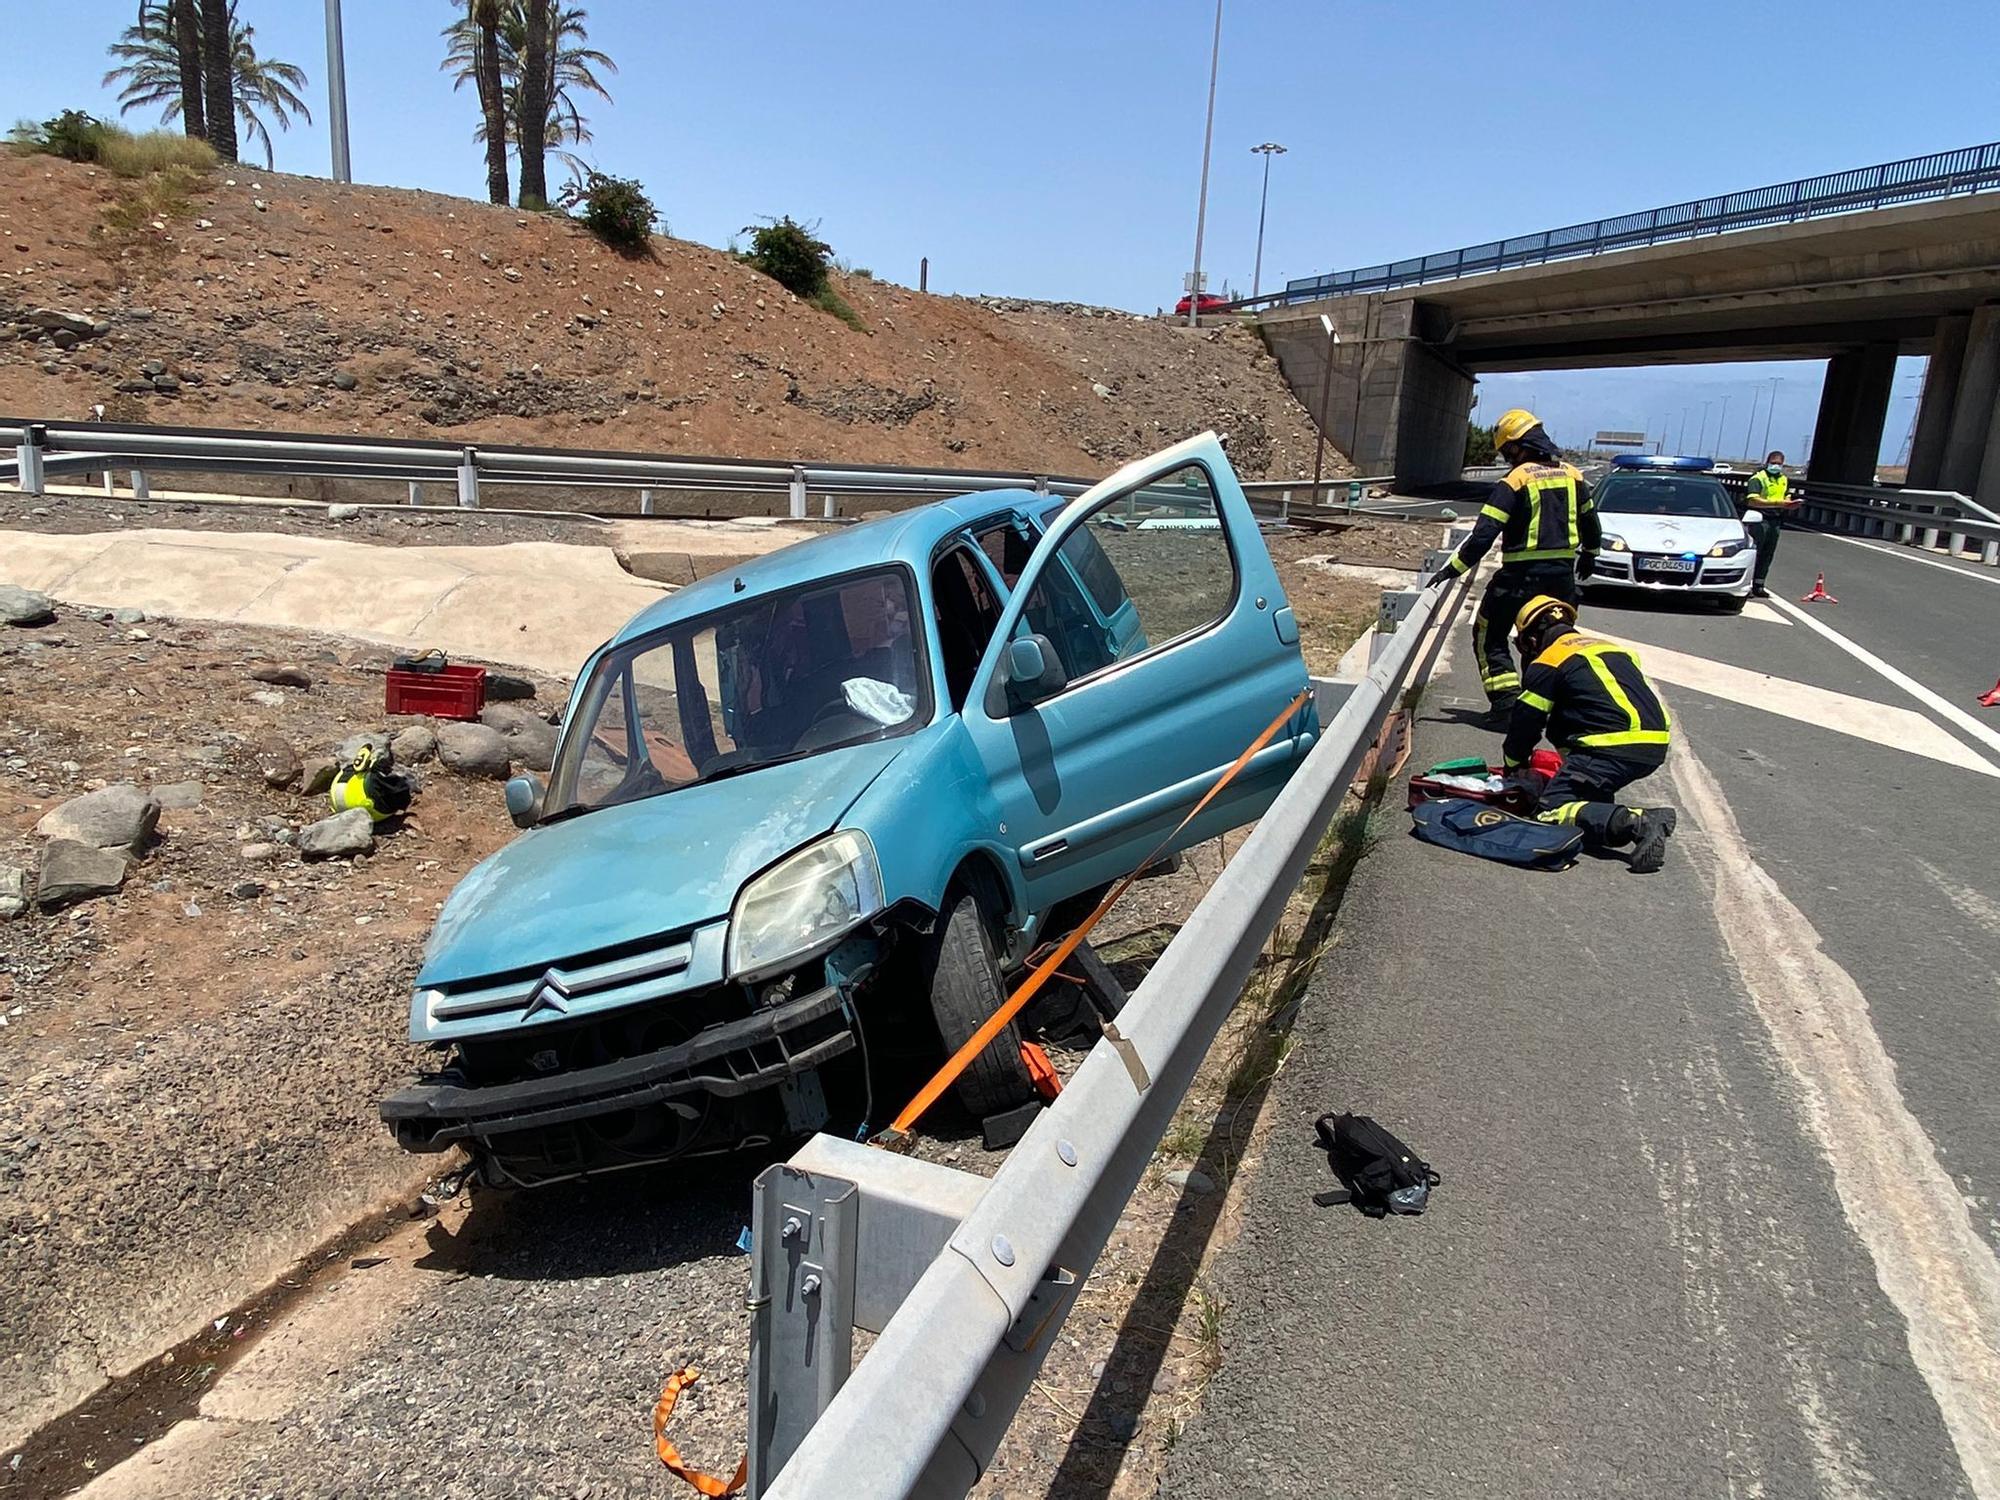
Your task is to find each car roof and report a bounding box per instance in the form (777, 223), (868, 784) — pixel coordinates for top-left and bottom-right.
(611, 488), (1047, 646)
(1610, 454), (1713, 472)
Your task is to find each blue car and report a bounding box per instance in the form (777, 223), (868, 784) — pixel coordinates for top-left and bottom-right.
(382, 435), (1317, 1185)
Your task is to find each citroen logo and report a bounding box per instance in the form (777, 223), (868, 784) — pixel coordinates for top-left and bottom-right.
(521, 969), (572, 1021)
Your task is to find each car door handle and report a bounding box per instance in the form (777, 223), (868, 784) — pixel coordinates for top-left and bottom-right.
(1025, 836), (1069, 863)
(1273, 606), (1299, 646)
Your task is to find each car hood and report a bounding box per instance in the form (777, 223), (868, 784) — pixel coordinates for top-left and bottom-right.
(1600, 514), (1745, 551)
(419, 736), (912, 986)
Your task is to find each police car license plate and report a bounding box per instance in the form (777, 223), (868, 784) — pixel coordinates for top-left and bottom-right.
(1638, 556), (1698, 574)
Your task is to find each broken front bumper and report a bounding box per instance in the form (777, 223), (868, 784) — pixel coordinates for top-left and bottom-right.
(381, 983), (855, 1153)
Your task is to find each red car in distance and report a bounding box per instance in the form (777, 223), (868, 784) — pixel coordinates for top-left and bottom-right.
(1174, 293), (1231, 317)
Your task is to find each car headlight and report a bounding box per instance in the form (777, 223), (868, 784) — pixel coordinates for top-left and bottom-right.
(1708, 539), (1749, 557)
(727, 830), (883, 979)
(1601, 534), (1629, 552)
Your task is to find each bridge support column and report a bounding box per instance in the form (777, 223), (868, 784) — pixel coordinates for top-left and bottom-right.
(1904, 313), (1970, 488)
(1806, 344), (1896, 486)
(1937, 303), (2000, 496)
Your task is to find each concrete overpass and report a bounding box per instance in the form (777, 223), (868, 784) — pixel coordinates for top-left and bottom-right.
(1257, 166), (2000, 496)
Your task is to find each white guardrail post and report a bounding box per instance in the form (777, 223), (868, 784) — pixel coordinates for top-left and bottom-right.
(790, 465), (808, 521)
(15, 425), (44, 497)
(752, 567), (1471, 1499)
(456, 447), (480, 509)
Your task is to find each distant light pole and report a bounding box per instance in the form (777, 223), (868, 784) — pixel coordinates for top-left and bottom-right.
(1310, 312), (1337, 500)
(1697, 399), (1713, 454)
(1677, 408), (1689, 450)
(1760, 377), (1782, 456)
(1186, 0), (1224, 327)
(1249, 142), (1286, 301)
(1716, 395), (1729, 460)
(324, 0), (352, 182)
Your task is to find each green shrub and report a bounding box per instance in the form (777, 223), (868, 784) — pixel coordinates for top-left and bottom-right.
(743, 216), (832, 298)
(559, 171), (659, 254)
(97, 129), (216, 178)
(9, 110), (110, 163)
(1465, 421), (1497, 467)
(811, 285), (866, 332)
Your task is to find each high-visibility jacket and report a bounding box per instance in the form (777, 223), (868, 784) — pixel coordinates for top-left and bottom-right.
(1503, 631), (1672, 768)
(1744, 469), (1792, 509)
(1444, 461), (1602, 577)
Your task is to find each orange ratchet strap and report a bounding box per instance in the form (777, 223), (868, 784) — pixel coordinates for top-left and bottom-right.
(654, 1366), (747, 1497)
(882, 687), (1313, 1139)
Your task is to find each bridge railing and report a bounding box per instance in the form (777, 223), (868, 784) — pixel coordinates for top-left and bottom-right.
(1234, 141), (2000, 310)
(1796, 482), (2000, 566)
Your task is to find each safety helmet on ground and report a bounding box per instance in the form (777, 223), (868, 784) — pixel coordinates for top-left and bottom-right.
(329, 744), (415, 823)
(1513, 594), (1577, 641)
(1493, 407), (1543, 454)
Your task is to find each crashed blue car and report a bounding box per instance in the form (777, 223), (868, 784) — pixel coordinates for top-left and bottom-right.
(382, 434), (1317, 1185)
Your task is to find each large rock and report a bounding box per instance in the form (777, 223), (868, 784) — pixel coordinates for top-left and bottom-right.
(0, 865), (26, 920)
(253, 735), (301, 788)
(250, 664), (313, 689)
(0, 585), (57, 627)
(334, 731), (390, 765)
(485, 672), (538, 703)
(35, 783), (160, 854)
(390, 724), (438, 764)
(37, 841), (128, 909)
(297, 807), (375, 859)
(300, 756), (338, 796)
(436, 720), (512, 778)
(480, 704), (558, 773)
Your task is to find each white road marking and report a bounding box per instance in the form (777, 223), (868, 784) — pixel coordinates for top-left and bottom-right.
(1770, 596), (2000, 760)
(1915, 858), (2000, 939)
(1589, 631), (2000, 780)
(1820, 532), (2000, 589)
(1741, 600), (1792, 625)
(1672, 744), (2000, 1499)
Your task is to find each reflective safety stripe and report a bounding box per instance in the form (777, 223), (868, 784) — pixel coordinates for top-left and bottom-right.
(1448, 552), (1471, 575)
(1502, 546), (1579, 563)
(1481, 671), (1522, 691)
(1576, 728), (1673, 748)
(1581, 647), (1642, 730)
(1537, 801), (1588, 825)
(1519, 689), (1554, 713)
(1480, 503), (1511, 523)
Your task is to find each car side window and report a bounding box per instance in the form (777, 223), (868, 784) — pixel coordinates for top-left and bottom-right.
(1019, 462), (1236, 686)
(974, 518), (1035, 588)
(931, 543), (1005, 710)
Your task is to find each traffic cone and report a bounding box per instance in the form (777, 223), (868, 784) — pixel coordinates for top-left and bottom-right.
(1801, 573), (1838, 604)
(1979, 679), (2000, 708)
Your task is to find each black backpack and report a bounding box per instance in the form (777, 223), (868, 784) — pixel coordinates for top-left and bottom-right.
(1314, 1112), (1440, 1216)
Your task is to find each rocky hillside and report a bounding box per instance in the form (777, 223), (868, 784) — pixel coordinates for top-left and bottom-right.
(0, 154), (1336, 481)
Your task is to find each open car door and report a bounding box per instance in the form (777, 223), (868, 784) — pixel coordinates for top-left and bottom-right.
(961, 432), (1317, 914)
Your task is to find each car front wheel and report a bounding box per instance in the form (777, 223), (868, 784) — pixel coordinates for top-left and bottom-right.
(921, 889), (1037, 1120)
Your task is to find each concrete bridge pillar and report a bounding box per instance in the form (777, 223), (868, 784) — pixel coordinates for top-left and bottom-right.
(1904, 313), (1970, 488)
(1806, 344), (1896, 486)
(1936, 303), (2000, 496)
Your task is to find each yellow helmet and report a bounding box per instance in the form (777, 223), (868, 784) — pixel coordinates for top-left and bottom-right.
(1514, 594), (1576, 638)
(1494, 407), (1542, 453)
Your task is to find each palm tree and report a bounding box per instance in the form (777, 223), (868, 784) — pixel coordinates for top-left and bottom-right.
(105, 2), (311, 168)
(442, 2), (616, 205)
(450, 0), (511, 206)
(199, 0), (237, 162)
(517, 0), (551, 206)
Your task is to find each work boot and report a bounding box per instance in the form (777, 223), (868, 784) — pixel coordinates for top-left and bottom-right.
(1751, 583), (1771, 599)
(1628, 808), (1678, 874)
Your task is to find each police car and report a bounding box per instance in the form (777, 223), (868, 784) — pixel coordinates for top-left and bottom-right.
(1584, 455), (1756, 611)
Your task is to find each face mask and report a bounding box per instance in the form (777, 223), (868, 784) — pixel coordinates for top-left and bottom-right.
(1766, 464), (1782, 475)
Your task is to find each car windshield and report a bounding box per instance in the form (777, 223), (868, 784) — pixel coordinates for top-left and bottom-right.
(1597, 474), (1735, 519)
(545, 566), (929, 819)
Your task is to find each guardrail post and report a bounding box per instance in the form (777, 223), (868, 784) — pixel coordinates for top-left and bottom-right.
(15, 425), (45, 496)
(823, 494), (837, 520)
(1982, 538), (1999, 566)
(1947, 530), (1967, 556)
(407, 482), (422, 507)
(1370, 587), (1419, 668)
(457, 448), (479, 509)
(101, 471), (114, 496)
(130, 469), (150, 502)
(1033, 475), (1050, 496)
(789, 466), (807, 521)
(1920, 524), (1940, 548)
(639, 488), (654, 516)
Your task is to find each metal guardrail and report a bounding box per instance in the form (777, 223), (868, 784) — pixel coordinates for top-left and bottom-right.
(1797, 482), (2000, 565)
(1244, 141), (2000, 308)
(751, 555), (1471, 1498)
(0, 417), (1384, 527)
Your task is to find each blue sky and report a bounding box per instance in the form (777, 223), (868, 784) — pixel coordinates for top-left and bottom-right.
(10, 0), (1997, 463)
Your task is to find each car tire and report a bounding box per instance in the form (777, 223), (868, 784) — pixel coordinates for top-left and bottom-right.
(921, 889), (1037, 1120)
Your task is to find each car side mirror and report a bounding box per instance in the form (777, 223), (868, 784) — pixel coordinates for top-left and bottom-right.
(1742, 509), (1765, 525)
(505, 774), (546, 829)
(1003, 633), (1068, 708)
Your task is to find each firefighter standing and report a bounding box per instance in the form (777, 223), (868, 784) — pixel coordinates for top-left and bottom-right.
(1424, 408), (1600, 718)
(1504, 595), (1677, 873)
(1741, 450), (1797, 598)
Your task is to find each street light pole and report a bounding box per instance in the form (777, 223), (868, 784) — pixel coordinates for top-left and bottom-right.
(1310, 313), (1337, 501)
(1249, 142), (1286, 301)
(1760, 377), (1782, 455)
(324, 0), (352, 183)
(1186, 0), (1224, 327)
(1716, 395), (1729, 460)
(1698, 399), (1713, 454)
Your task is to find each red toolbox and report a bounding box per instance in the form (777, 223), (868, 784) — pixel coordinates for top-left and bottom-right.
(385, 658), (487, 720)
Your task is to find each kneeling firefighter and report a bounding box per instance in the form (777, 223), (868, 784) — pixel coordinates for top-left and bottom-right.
(1504, 596), (1677, 873)
(1424, 408), (1599, 717)
(330, 744), (416, 822)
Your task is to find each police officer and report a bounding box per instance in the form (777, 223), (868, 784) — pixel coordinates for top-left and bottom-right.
(1741, 449), (1796, 598)
(1424, 408), (1600, 719)
(1504, 595), (1677, 873)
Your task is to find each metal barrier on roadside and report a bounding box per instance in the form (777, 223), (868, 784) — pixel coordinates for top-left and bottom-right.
(1795, 482), (2000, 566)
(747, 559), (1471, 1499)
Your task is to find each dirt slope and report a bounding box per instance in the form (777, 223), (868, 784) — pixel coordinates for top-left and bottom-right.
(0, 154), (1334, 480)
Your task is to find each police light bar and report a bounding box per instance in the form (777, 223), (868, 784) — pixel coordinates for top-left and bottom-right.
(1610, 454), (1714, 471)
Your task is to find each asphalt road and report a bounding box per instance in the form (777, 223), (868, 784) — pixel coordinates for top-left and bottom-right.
(1168, 531), (2000, 1499)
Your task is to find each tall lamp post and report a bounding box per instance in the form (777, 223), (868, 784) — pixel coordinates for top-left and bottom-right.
(1249, 142), (1286, 301)
(324, 0), (352, 182)
(1310, 313), (1337, 501)
(1760, 376), (1782, 455)
(1186, 0), (1224, 326)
